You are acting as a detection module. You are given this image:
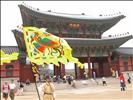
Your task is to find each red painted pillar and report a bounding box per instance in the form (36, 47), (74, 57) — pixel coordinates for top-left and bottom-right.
(131, 57), (133, 70)
(79, 67), (84, 79)
(98, 62), (103, 77)
(54, 65), (61, 78)
(107, 55), (112, 76)
(61, 64), (65, 78)
(54, 65), (58, 76)
(117, 56), (121, 72)
(79, 57), (85, 79)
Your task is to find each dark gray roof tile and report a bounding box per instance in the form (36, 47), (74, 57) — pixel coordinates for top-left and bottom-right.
(1, 46), (19, 54)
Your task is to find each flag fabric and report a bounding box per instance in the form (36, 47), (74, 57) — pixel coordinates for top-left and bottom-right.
(1, 50), (19, 65)
(23, 27), (84, 68)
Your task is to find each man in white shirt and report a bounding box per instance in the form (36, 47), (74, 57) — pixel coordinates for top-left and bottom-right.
(9, 79), (16, 100)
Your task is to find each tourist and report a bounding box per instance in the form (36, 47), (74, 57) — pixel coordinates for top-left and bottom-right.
(111, 68), (116, 77)
(17, 82), (24, 96)
(42, 77), (55, 100)
(71, 79), (76, 88)
(2, 81), (10, 100)
(92, 71), (96, 80)
(84, 71), (88, 80)
(102, 77), (107, 86)
(53, 75), (56, 82)
(16, 80), (20, 89)
(56, 75), (61, 84)
(63, 75), (67, 83)
(9, 79), (17, 100)
(112, 70), (115, 77)
(119, 72), (126, 91)
(115, 70), (119, 78)
(127, 73), (131, 84)
(92, 71), (98, 85)
(67, 75), (72, 85)
(25, 78), (30, 85)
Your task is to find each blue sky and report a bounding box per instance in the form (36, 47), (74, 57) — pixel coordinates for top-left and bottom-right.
(1, 1), (133, 47)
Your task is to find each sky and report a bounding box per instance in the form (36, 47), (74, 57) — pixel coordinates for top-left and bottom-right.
(1, 1), (133, 47)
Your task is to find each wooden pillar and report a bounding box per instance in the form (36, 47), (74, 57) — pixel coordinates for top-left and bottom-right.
(75, 64), (78, 79)
(54, 65), (61, 77)
(79, 67), (84, 79)
(59, 66), (61, 78)
(107, 54), (112, 76)
(131, 57), (133, 70)
(61, 64), (65, 78)
(118, 56), (120, 68)
(88, 57), (92, 78)
(115, 56), (120, 76)
(117, 56), (121, 75)
(75, 64), (80, 79)
(79, 57), (85, 79)
(108, 56), (111, 67)
(19, 63), (23, 82)
(98, 62), (103, 77)
(54, 65), (57, 76)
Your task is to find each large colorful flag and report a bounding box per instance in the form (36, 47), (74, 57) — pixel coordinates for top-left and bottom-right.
(23, 27), (84, 68)
(1, 50), (19, 65)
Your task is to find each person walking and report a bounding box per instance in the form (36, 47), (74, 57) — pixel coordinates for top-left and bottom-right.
(2, 81), (10, 100)
(127, 73), (131, 84)
(9, 79), (16, 100)
(42, 77), (55, 100)
(16, 82), (24, 96)
(71, 79), (76, 88)
(67, 75), (72, 85)
(25, 78), (30, 85)
(102, 77), (107, 86)
(119, 72), (126, 91)
(92, 71), (96, 80)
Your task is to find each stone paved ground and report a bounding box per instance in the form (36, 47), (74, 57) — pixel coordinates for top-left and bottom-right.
(1, 76), (133, 100)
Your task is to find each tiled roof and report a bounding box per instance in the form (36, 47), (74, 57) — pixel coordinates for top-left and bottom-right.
(115, 47), (133, 56)
(18, 3), (125, 34)
(1, 46), (19, 54)
(19, 3), (125, 21)
(12, 29), (132, 51)
(65, 35), (133, 47)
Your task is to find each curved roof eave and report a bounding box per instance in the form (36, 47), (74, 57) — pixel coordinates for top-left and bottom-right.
(114, 47), (133, 56)
(18, 3), (125, 23)
(64, 35), (133, 46)
(12, 29), (132, 50)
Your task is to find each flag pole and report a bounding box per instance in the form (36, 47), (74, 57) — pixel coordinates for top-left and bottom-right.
(31, 63), (41, 100)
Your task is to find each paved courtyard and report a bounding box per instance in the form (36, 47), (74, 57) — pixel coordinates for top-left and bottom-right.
(1, 76), (133, 100)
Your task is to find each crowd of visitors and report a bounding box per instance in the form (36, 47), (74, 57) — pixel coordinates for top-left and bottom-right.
(1, 71), (132, 100)
(2, 79), (26, 100)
